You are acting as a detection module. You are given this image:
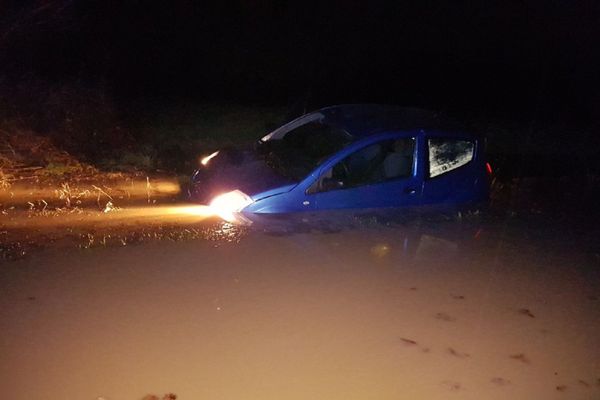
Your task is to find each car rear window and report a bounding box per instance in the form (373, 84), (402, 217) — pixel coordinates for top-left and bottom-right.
(428, 138), (474, 178)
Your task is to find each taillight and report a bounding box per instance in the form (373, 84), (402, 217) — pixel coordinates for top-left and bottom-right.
(485, 162), (493, 175)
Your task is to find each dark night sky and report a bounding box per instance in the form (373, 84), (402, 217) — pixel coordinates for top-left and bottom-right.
(1, 0), (599, 122)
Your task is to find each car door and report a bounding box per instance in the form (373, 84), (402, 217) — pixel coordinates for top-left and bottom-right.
(421, 135), (478, 205)
(308, 135), (423, 210)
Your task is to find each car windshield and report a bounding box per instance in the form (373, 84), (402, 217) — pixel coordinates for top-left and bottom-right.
(259, 121), (352, 180)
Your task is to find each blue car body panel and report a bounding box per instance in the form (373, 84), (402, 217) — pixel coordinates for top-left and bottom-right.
(190, 105), (489, 215)
(250, 183), (297, 203)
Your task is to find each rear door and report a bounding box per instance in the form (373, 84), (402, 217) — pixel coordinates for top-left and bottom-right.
(308, 134), (423, 210)
(421, 135), (479, 205)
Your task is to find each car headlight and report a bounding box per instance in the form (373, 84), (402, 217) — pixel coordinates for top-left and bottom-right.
(209, 190), (254, 222)
(200, 150), (219, 166)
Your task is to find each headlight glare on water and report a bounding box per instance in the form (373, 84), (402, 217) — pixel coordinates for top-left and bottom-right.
(209, 190), (253, 222)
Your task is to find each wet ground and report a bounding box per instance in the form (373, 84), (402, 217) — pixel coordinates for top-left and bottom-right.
(1, 211), (599, 400)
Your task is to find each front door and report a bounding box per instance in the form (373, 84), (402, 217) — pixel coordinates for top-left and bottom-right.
(309, 137), (423, 210)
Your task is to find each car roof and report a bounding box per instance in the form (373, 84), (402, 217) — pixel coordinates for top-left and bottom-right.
(314, 104), (469, 139)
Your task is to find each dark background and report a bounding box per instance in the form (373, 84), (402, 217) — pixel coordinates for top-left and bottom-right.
(1, 0), (599, 166)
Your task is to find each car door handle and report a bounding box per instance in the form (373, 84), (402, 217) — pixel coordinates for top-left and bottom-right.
(404, 187), (417, 195)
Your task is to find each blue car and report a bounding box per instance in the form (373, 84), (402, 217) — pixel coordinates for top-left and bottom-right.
(190, 105), (490, 221)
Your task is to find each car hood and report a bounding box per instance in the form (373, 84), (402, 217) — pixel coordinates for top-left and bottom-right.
(191, 148), (298, 203)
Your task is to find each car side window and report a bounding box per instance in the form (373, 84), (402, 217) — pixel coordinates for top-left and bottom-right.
(428, 138), (474, 178)
(310, 137), (415, 193)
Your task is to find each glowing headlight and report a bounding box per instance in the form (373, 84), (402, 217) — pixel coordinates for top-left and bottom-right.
(200, 150), (219, 166)
(209, 190), (254, 222)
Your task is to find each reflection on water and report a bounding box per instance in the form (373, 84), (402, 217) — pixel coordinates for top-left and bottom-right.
(0, 205), (249, 260)
(0, 212), (599, 400)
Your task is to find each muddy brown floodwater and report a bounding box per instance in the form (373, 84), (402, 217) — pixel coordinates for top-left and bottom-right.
(0, 214), (599, 400)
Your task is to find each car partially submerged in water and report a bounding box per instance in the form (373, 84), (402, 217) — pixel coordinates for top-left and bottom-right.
(190, 105), (490, 221)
